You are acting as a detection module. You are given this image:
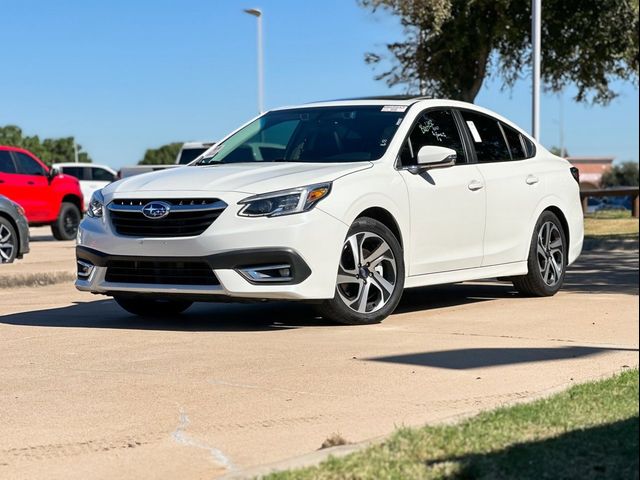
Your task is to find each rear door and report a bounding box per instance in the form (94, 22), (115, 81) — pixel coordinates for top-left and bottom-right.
(458, 109), (542, 266)
(12, 151), (51, 222)
(397, 108), (486, 275)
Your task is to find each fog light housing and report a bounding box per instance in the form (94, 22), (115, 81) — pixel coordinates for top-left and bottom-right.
(238, 264), (293, 283)
(77, 260), (95, 279)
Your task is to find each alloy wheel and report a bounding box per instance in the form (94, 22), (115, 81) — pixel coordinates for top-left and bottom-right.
(336, 232), (397, 314)
(0, 224), (15, 263)
(63, 210), (80, 237)
(536, 221), (564, 287)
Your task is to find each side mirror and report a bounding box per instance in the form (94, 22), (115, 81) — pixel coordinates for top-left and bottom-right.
(408, 146), (457, 174)
(47, 166), (60, 183)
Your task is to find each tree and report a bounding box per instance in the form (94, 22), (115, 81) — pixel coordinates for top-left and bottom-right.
(138, 142), (182, 165)
(601, 161), (639, 187)
(548, 146), (569, 157)
(360, 0), (639, 103)
(0, 125), (92, 165)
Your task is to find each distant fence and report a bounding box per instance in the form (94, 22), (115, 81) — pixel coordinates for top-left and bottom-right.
(580, 187), (640, 218)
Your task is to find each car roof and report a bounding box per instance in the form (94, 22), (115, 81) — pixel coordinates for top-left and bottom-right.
(269, 97), (535, 141)
(53, 162), (115, 170)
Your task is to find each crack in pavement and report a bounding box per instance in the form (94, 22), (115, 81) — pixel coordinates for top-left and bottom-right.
(171, 408), (234, 472)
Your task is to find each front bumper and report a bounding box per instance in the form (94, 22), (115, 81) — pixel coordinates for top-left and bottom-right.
(75, 193), (348, 300)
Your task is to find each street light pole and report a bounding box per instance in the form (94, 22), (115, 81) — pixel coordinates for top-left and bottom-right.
(532, 0), (541, 140)
(244, 8), (264, 114)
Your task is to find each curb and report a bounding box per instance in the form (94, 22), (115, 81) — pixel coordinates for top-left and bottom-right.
(0, 271), (75, 289)
(582, 236), (638, 251)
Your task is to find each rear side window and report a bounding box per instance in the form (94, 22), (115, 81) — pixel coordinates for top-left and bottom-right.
(14, 152), (46, 176)
(0, 151), (17, 174)
(500, 123), (527, 160)
(61, 166), (87, 180)
(91, 168), (116, 182)
(522, 136), (536, 158)
(460, 111), (510, 162)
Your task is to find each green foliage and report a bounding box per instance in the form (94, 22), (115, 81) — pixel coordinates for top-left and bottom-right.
(138, 142), (182, 165)
(601, 161), (640, 187)
(360, 0), (639, 103)
(0, 125), (92, 166)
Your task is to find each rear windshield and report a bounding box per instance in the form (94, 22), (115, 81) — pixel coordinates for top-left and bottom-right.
(196, 106), (405, 165)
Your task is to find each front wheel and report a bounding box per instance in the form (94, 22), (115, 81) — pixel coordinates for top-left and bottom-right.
(315, 217), (405, 325)
(114, 296), (193, 317)
(51, 202), (81, 241)
(512, 211), (567, 297)
(0, 218), (18, 264)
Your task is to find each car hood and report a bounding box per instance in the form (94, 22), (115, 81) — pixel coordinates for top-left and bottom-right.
(105, 162), (372, 196)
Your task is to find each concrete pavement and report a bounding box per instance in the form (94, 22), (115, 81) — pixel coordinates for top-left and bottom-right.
(0, 246), (638, 479)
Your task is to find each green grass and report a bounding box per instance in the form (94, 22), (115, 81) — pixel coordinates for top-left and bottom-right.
(265, 369), (639, 480)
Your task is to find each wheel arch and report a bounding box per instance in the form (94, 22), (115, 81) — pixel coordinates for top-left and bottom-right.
(543, 205), (570, 251)
(62, 194), (83, 214)
(355, 207), (403, 248)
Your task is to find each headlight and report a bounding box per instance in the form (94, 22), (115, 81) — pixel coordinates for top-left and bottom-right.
(238, 183), (331, 217)
(86, 190), (105, 218)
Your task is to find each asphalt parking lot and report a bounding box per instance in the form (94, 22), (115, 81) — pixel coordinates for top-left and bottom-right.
(0, 234), (638, 479)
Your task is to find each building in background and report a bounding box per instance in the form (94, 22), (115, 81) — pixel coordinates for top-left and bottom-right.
(566, 156), (614, 190)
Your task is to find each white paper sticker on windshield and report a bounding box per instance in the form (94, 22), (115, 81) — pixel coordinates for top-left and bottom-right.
(381, 105), (407, 112)
(466, 121), (482, 142)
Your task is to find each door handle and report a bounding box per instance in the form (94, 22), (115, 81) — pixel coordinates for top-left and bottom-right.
(526, 175), (539, 185)
(468, 180), (484, 191)
(27, 181), (35, 185)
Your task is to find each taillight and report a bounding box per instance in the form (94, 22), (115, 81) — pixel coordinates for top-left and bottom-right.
(570, 167), (580, 184)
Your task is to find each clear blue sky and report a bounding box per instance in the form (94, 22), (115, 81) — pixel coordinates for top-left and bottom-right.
(1, 0), (638, 168)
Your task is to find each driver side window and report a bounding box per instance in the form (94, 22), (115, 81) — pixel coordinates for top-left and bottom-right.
(399, 109), (466, 167)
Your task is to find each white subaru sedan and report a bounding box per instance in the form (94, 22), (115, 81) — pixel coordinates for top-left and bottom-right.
(76, 98), (583, 324)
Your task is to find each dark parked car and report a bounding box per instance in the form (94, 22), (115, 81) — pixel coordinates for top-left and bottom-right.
(0, 194), (30, 263)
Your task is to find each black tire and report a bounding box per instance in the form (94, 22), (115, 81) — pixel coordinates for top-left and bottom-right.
(0, 217), (18, 264)
(114, 296), (193, 317)
(51, 202), (81, 241)
(315, 217), (405, 325)
(512, 211), (567, 297)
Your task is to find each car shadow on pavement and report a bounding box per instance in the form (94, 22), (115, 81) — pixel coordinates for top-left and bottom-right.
(1, 282), (514, 332)
(563, 248), (639, 295)
(0, 299), (331, 332)
(396, 281), (518, 314)
(366, 346), (639, 370)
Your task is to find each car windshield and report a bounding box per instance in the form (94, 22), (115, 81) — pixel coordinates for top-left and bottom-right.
(195, 106), (405, 165)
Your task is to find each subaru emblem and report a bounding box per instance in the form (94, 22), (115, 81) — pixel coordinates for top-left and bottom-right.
(142, 201), (171, 219)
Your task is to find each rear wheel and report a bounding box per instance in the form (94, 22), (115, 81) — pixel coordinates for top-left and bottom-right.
(0, 218), (18, 264)
(114, 296), (193, 317)
(51, 202), (81, 241)
(512, 211), (567, 297)
(316, 217), (404, 325)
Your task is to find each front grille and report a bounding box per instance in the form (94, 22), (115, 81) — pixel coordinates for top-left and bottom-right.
(108, 198), (226, 237)
(105, 259), (219, 285)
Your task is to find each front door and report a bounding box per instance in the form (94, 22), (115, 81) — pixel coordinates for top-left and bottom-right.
(397, 109), (486, 276)
(12, 151), (51, 222)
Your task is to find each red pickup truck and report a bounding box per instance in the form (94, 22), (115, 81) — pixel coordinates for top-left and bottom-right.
(0, 145), (84, 240)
